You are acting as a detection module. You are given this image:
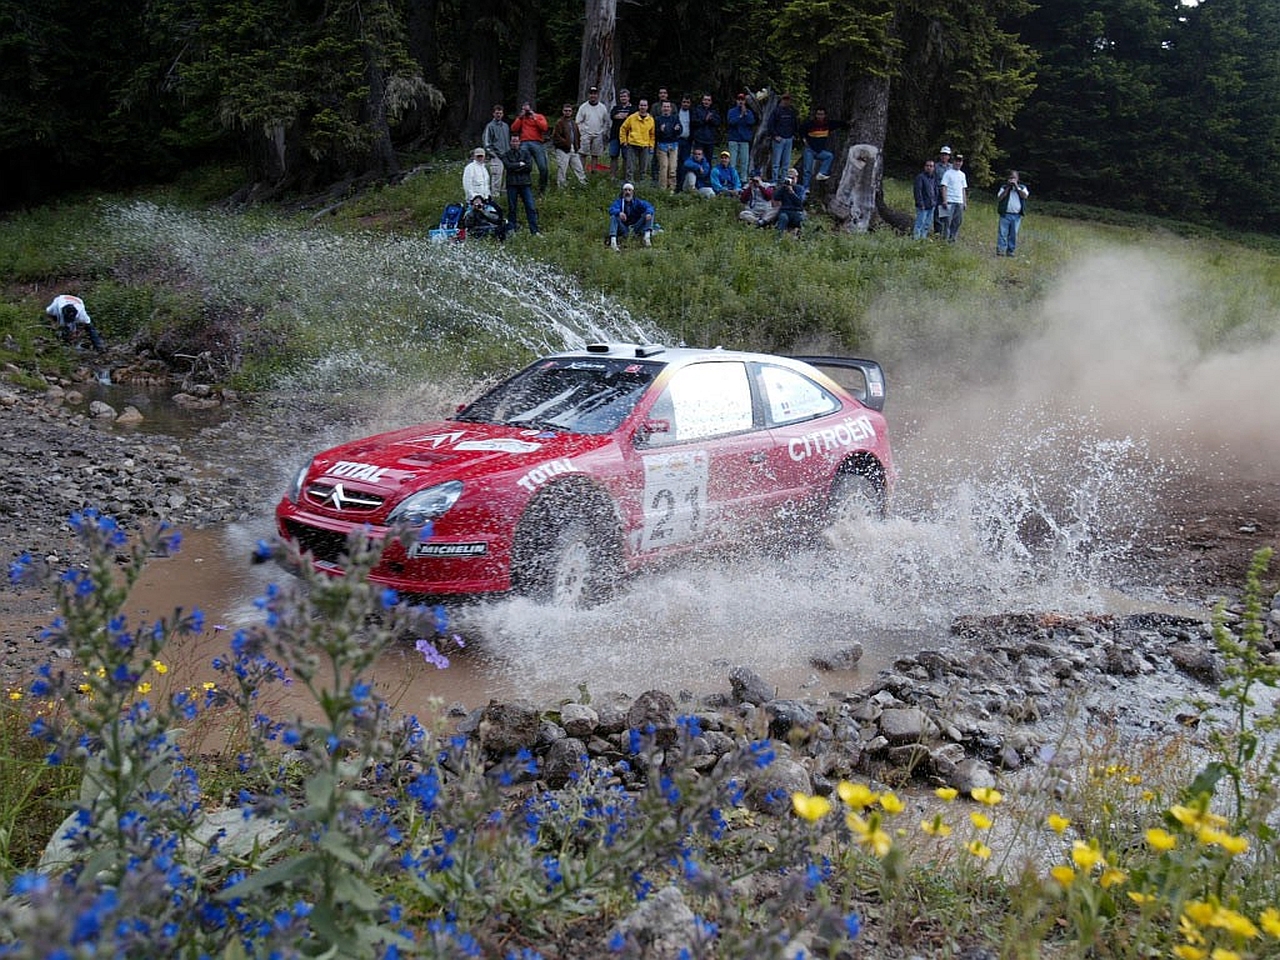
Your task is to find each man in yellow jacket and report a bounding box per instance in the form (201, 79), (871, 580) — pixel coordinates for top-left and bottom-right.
(619, 100), (656, 185)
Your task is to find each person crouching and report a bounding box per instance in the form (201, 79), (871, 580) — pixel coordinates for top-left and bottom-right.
(608, 182), (654, 249)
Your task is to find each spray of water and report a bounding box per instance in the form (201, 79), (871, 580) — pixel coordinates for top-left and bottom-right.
(101, 202), (664, 394)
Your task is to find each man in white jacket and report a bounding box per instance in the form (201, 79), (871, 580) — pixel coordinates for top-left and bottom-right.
(462, 148), (492, 203)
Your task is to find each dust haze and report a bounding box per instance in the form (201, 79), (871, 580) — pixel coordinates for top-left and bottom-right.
(871, 248), (1280, 488)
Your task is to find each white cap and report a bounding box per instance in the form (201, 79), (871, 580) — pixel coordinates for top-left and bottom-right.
(940, 145), (952, 154)
(622, 182), (635, 191)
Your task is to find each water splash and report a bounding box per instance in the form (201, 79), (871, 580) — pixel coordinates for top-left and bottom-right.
(101, 201), (664, 393)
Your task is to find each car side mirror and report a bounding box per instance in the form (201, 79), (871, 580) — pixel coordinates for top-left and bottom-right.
(635, 419), (671, 445)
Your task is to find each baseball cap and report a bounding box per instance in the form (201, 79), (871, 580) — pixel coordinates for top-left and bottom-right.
(473, 147), (485, 157)
(622, 182), (635, 191)
(940, 145), (952, 154)
(719, 150), (730, 158)
(588, 85), (598, 93)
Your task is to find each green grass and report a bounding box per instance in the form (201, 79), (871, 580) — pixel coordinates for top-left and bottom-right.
(2, 159), (1280, 395)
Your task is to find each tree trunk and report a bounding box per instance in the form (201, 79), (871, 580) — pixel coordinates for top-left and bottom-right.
(579, 0), (617, 105)
(516, 15), (539, 109)
(829, 73), (891, 232)
(463, 0), (505, 141)
(364, 55), (399, 180)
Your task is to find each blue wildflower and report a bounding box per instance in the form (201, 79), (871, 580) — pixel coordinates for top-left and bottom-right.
(381, 588), (400, 609)
(844, 913), (861, 939)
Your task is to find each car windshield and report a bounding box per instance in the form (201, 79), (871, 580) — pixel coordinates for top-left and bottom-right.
(455, 357), (662, 435)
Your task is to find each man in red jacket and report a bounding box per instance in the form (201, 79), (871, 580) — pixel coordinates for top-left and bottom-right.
(511, 101), (550, 194)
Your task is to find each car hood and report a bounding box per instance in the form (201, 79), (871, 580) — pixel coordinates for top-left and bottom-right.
(306, 421), (611, 494)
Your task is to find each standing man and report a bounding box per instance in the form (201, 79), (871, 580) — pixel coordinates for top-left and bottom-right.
(510, 101), (550, 194)
(575, 86), (610, 174)
(912, 158), (938, 239)
(767, 92), (799, 185)
(676, 94), (694, 182)
(619, 99), (655, 185)
(502, 134), (540, 236)
(726, 92), (756, 184)
(939, 153), (968, 242)
(463, 147), (492, 202)
(654, 100), (683, 192)
(552, 103), (587, 187)
(690, 93), (721, 165)
(482, 105), (511, 192)
(608, 89), (635, 179)
(933, 145), (952, 235)
(996, 170), (1030, 256)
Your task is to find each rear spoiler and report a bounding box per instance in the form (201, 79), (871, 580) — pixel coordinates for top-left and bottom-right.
(790, 356), (887, 412)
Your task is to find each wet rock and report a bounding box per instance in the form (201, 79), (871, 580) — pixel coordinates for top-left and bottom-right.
(88, 400), (116, 419)
(544, 737), (588, 788)
(949, 758), (997, 795)
(115, 405), (144, 424)
(559, 702), (598, 738)
(609, 886), (698, 960)
(1166, 640), (1222, 684)
(729, 665), (774, 705)
(478, 699), (541, 753)
(765, 699), (820, 740)
(879, 707), (931, 744)
(745, 754), (810, 815)
(627, 690), (679, 746)
(810, 643), (863, 671)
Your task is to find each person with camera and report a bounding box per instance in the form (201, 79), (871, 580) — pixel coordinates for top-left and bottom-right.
(510, 101), (550, 194)
(738, 171), (777, 226)
(996, 169), (1030, 257)
(774, 168), (806, 239)
(461, 194), (507, 242)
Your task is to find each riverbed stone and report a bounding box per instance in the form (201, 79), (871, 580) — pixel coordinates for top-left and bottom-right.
(559, 702), (598, 738)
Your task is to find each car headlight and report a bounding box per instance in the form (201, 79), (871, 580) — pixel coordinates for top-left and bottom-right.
(287, 463), (311, 503)
(386, 480), (464, 525)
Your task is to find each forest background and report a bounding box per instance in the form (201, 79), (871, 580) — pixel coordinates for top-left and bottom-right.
(3, 0), (1277, 231)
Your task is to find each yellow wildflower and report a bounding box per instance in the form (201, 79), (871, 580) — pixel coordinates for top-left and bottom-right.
(1209, 950), (1241, 960)
(1197, 827), (1248, 855)
(966, 840), (992, 860)
(934, 787), (958, 802)
(7, 690), (21, 701)
(1141, 789), (1156, 802)
(792, 792), (832, 822)
(202, 681), (217, 691)
(136, 681), (152, 695)
(1071, 840), (1102, 872)
(78, 683), (92, 695)
(1209, 907), (1258, 940)
(1146, 828), (1178, 852)
(1046, 813), (1070, 834)
(1124, 774), (1142, 785)
(878, 791), (904, 814)
(1172, 948), (1206, 960)
(971, 786), (1003, 806)
(837, 781), (877, 810)
(1099, 866), (1127, 889)
(969, 811), (993, 831)
(151, 660), (169, 675)
(1259, 907), (1280, 938)
(1184, 902), (1216, 928)
(1171, 803), (1228, 831)
(1050, 865), (1076, 886)
(920, 816), (951, 837)
(1128, 891), (1157, 906)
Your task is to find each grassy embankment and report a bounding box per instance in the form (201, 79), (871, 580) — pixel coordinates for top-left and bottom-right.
(2, 162), (1279, 396)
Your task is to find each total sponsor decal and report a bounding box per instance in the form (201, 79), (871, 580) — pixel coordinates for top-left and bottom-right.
(516, 458), (577, 492)
(409, 541), (488, 558)
(788, 415), (877, 462)
(326, 460), (389, 482)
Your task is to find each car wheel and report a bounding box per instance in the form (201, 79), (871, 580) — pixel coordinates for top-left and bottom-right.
(512, 493), (620, 607)
(828, 471), (886, 525)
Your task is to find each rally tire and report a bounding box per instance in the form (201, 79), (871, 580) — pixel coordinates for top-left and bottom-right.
(828, 471), (887, 526)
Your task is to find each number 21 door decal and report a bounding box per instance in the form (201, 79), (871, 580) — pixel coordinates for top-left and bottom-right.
(640, 450), (709, 550)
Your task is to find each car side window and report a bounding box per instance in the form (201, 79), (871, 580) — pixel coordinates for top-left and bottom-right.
(759, 364), (839, 425)
(647, 362), (754, 445)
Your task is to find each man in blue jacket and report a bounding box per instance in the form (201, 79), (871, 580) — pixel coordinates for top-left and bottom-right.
(710, 151), (743, 195)
(681, 147), (715, 197)
(766, 92), (800, 184)
(608, 182), (655, 249)
(726, 92), (756, 183)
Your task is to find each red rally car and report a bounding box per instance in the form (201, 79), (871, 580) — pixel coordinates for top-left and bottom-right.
(275, 343), (895, 605)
